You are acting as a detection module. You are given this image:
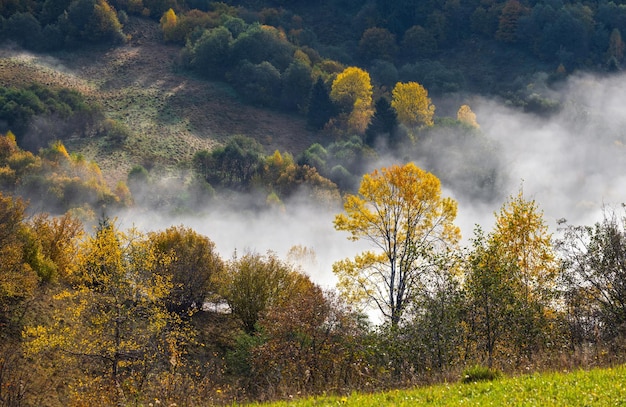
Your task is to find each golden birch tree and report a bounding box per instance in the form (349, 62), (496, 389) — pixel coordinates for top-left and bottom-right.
(333, 162), (460, 327)
(493, 189), (558, 305)
(160, 8), (178, 42)
(330, 66), (374, 134)
(465, 190), (558, 367)
(391, 81), (435, 128)
(457, 104), (479, 128)
(488, 189), (559, 360)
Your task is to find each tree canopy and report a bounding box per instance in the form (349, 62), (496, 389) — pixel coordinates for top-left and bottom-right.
(333, 162), (460, 327)
(391, 81), (435, 128)
(330, 67), (374, 134)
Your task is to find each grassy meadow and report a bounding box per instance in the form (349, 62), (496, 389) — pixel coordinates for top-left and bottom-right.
(243, 365), (626, 407)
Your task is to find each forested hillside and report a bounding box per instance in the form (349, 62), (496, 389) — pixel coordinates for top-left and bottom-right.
(3, 0), (626, 405)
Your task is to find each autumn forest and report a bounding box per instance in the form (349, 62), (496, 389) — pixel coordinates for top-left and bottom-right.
(2, 0), (626, 405)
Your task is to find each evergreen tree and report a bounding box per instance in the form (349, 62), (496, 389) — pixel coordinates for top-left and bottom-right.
(307, 78), (338, 130)
(365, 97), (398, 147)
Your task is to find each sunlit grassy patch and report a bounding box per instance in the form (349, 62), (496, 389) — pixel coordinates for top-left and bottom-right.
(244, 365), (626, 406)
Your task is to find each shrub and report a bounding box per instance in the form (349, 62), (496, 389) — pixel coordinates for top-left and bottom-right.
(358, 27), (397, 63)
(369, 59), (399, 88)
(461, 365), (502, 383)
(231, 61), (281, 107)
(230, 23), (294, 72)
(61, 0), (125, 46)
(101, 118), (130, 144)
(4, 12), (42, 49)
(280, 60), (313, 112)
(190, 26), (233, 79)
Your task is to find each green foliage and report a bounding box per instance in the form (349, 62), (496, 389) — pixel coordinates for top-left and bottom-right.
(141, 0), (177, 19)
(368, 60), (398, 88)
(193, 135), (265, 190)
(222, 15), (246, 38)
(462, 365), (503, 384)
(365, 97), (398, 147)
(465, 190), (559, 366)
(62, 0), (125, 46)
(245, 365), (626, 406)
(220, 250), (299, 334)
(150, 225), (224, 314)
(398, 61), (464, 95)
(1, 0), (128, 51)
(401, 25), (437, 60)
(190, 26), (233, 79)
(0, 83), (100, 151)
(162, 9), (220, 44)
(324, 136), (374, 187)
(280, 60), (313, 112)
(226, 330), (267, 377)
(230, 23), (295, 72)
(3, 12), (42, 49)
(231, 60), (282, 107)
(0, 133), (120, 214)
(40, 0), (72, 25)
(358, 27), (397, 63)
(559, 207), (626, 343)
(298, 142), (327, 171)
(466, 226), (519, 368)
(306, 77), (338, 130)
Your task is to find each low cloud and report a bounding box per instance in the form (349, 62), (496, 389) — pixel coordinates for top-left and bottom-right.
(472, 71), (626, 232)
(114, 71), (626, 293)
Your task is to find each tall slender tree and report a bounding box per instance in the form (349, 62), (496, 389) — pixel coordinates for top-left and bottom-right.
(333, 162), (460, 327)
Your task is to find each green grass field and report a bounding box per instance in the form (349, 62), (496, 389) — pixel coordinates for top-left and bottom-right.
(245, 365), (626, 406)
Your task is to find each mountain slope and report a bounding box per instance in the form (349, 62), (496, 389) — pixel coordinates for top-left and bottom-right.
(0, 17), (318, 186)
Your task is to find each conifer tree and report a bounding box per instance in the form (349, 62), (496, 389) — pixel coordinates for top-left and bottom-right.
(365, 97), (398, 147)
(307, 78), (338, 130)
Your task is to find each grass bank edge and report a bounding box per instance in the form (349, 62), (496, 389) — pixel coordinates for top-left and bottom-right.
(242, 364), (626, 406)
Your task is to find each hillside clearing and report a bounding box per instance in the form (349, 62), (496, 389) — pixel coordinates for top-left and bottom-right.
(0, 17), (318, 186)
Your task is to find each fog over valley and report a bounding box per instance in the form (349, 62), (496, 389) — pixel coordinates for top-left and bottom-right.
(115, 71), (626, 293)
(8, 0), (626, 401)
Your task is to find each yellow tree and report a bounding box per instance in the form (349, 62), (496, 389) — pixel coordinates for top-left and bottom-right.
(0, 192), (38, 326)
(29, 212), (84, 282)
(330, 66), (374, 134)
(260, 150), (340, 205)
(457, 104), (479, 128)
(489, 189), (559, 359)
(333, 162), (460, 327)
(493, 189), (558, 305)
(391, 81), (435, 128)
(24, 220), (188, 403)
(160, 8), (178, 42)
